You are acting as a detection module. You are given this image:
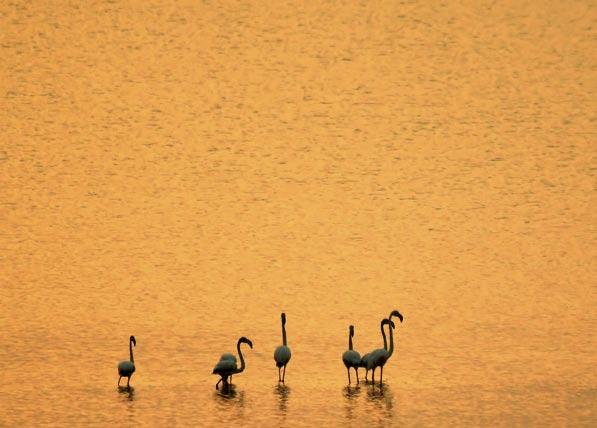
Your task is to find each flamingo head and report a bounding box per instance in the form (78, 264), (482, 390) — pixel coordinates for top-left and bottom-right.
(281, 312), (286, 325)
(390, 310), (404, 323)
(349, 325), (355, 336)
(239, 336), (253, 349)
(381, 318), (395, 329)
(130, 335), (136, 346)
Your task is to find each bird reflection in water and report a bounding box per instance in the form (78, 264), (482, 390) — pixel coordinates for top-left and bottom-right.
(366, 384), (394, 420)
(343, 385), (361, 399)
(215, 385), (245, 409)
(274, 384), (290, 413)
(343, 385), (362, 420)
(214, 386), (246, 420)
(117, 385), (135, 401)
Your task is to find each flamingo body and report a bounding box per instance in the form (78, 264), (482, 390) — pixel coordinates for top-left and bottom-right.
(212, 359), (237, 376)
(118, 361), (135, 377)
(219, 353), (237, 363)
(343, 350), (361, 368)
(368, 348), (389, 371)
(274, 345), (291, 368)
(343, 350), (361, 384)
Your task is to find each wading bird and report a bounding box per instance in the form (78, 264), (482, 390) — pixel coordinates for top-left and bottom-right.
(342, 325), (361, 384)
(369, 311), (403, 386)
(213, 337), (253, 390)
(117, 335), (136, 387)
(274, 313), (291, 383)
(364, 319), (394, 385)
(216, 353), (237, 385)
(360, 319), (389, 381)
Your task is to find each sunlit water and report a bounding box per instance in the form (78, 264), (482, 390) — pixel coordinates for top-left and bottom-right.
(1, 0), (595, 426)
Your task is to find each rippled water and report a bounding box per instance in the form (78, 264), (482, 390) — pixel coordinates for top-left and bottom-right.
(1, 0), (595, 426)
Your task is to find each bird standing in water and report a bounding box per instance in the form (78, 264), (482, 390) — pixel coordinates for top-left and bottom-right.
(215, 353), (237, 386)
(364, 319), (394, 384)
(360, 318), (389, 381)
(213, 336), (253, 390)
(369, 310), (403, 386)
(342, 325), (361, 384)
(117, 335), (136, 387)
(274, 313), (291, 383)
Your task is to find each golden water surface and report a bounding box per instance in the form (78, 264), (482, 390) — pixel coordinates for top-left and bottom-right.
(1, 0), (596, 426)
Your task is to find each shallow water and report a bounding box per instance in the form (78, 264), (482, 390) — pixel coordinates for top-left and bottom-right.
(1, 0), (596, 426)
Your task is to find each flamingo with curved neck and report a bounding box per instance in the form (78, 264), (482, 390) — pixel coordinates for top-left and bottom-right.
(360, 319), (390, 381)
(117, 335), (137, 387)
(370, 310), (403, 386)
(213, 336), (253, 390)
(366, 319), (395, 384)
(233, 337), (251, 374)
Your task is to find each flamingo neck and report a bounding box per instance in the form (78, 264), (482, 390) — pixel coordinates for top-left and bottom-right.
(387, 322), (395, 357)
(348, 331), (353, 351)
(381, 321), (388, 350)
(129, 339), (134, 363)
(282, 321), (287, 346)
(235, 341), (246, 373)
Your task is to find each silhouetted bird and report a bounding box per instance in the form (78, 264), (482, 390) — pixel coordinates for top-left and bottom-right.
(117, 335), (136, 387)
(360, 318), (389, 381)
(364, 319), (394, 384)
(216, 353), (237, 385)
(342, 325), (361, 384)
(213, 337), (253, 389)
(369, 310), (403, 385)
(274, 313), (292, 383)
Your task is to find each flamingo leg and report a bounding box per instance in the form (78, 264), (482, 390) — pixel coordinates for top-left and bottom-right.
(356, 368), (359, 384)
(126, 377), (130, 387)
(216, 378), (222, 389)
(118, 376), (122, 386)
(365, 369), (369, 382)
(372, 368), (375, 384)
(278, 367), (281, 382)
(347, 367), (351, 384)
(222, 377), (231, 391)
(229, 375), (233, 384)
(380, 366), (383, 386)
(282, 365), (286, 383)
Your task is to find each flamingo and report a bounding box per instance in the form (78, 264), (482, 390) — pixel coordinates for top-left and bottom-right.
(369, 310), (403, 386)
(274, 313), (291, 383)
(364, 319), (394, 385)
(212, 337), (253, 389)
(117, 335), (136, 387)
(342, 325), (361, 384)
(216, 353), (237, 385)
(360, 319), (389, 381)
